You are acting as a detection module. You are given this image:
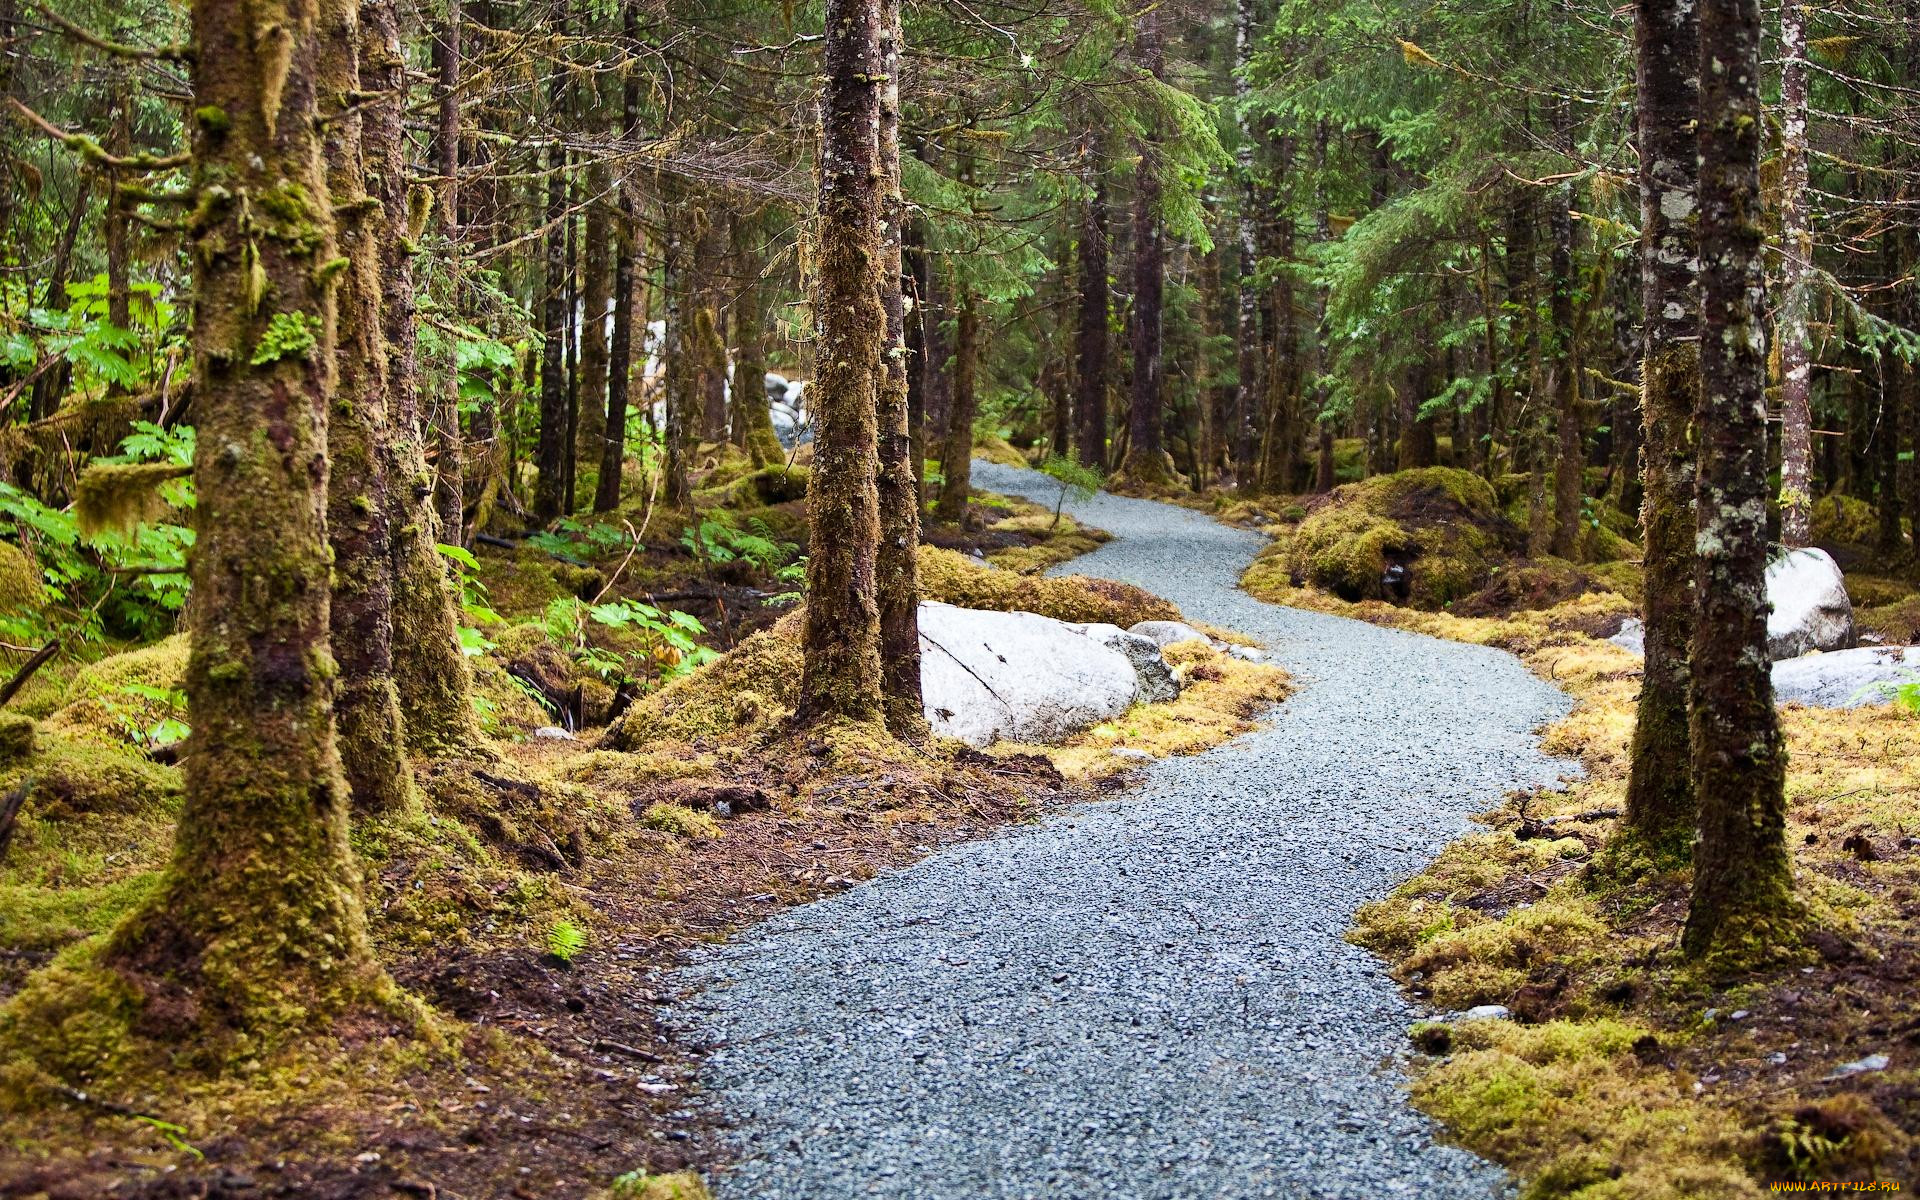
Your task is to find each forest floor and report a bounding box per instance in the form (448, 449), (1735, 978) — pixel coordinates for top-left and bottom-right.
(0, 455), (1282, 1199)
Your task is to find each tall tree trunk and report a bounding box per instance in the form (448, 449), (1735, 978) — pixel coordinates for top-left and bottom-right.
(905, 218), (929, 489)
(1074, 156), (1109, 470)
(367, 0), (484, 753)
(322, 0), (412, 814)
(921, 252), (953, 464)
(95, 0), (391, 1038)
(1548, 185), (1585, 559)
(595, 5), (642, 513)
(1777, 0), (1814, 546)
(1683, 0), (1795, 960)
(661, 204), (691, 508)
(577, 165), (612, 478)
(873, 0), (923, 737)
(532, 39), (570, 524)
(799, 0), (886, 727)
(1619, 0), (1703, 860)
(429, 0), (465, 542)
(934, 291), (979, 522)
(1233, 0), (1261, 485)
(1121, 3), (1173, 487)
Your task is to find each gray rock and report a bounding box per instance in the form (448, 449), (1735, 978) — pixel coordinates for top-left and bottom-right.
(1767, 547), (1856, 660)
(1069, 622), (1181, 703)
(1607, 617), (1645, 655)
(1461, 1005), (1512, 1021)
(532, 726), (576, 740)
(918, 601), (1139, 747)
(1226, 644), (1272, 664)
(1826, 1053), (1890, 1080)
(1128, 619), (1210, 649)
(1772, 645), (1920, 709)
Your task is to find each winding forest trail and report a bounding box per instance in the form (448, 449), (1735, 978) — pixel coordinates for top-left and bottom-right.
(677, 462), (1575, 1199)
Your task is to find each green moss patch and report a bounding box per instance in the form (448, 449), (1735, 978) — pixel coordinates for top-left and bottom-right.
(1287, 467), (1522, 608)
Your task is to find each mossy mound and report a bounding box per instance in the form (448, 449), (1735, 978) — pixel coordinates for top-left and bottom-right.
(2, 726), (183, 818)
(1288, 467), (1521, 608)
(974, 434), (1028, 468)
(44, 636), (189, 748)
(603, 616), (804, 751)
(1454, 560), (1607, 619)
(471, 654), (562, 736)
(916, 546), (1180, 626)
(0, 539), (40, 613)
(700, 464), (809, 508)
(1811, 493), (1878, 548)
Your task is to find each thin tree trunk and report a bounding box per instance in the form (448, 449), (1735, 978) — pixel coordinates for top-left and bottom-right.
(1549, 185), (1585, 559)
(1122, 3), (1172, 487)
(1777, 0), (1814, 545)
(97, 0), (391, 1036)
(1233, 0), (1260, 485)
(1396, 355), (1437, 469)
(1074, 154), (1109, 470)
(798, 0), (886, 726)
(661, 214), (691, 508)
(595, 4), (642, 513)
(532, 33), (569, 523)
(1618, 0), (1703, 860)
(1683, 0), (1795, 960)
(430, 0), (465, 542)
(874, 2), (923, 736)
(577, 165), (612, 478)
(732, 217), (781, 467)
(934, 290), (979, 522)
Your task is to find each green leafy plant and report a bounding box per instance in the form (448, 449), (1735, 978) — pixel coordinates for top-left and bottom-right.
(539, 595), (718, 683)
(131, 1115), (204, 1161)
(436, 542), (501, 655)
(1039, 452), (1104, 529)
(546, 918), (587, 963)
(680, 511), (804, 602)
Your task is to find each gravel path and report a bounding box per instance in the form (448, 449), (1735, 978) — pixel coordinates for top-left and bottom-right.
(675, 461), (1574, 1199)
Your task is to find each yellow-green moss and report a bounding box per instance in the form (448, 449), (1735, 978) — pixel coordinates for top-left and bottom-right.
(640, 801), (722, 841)
(0, 539), (41, 613)
(1, 725), (183, 818)
(46, 636), (189, 748)
(599, 1169), (713, 1200)
(1287, 468), (1520, 608)
(698, 463), (810, 508)
(1810, 493), (1878, 547)
(974, 433), (1029, 467)
(917, 546), (1180, 626)
(604, 617), (804, 750)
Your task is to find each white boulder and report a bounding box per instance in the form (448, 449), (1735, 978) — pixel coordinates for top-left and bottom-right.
(1766, 547), (1855, 660)
(1068, 622), (1180, 703)
(1128, 619), (1209, 649)
(1608, 617), (1645, 655)
(1772, 645), (1920, 709)
(919, 602), (1141, 747)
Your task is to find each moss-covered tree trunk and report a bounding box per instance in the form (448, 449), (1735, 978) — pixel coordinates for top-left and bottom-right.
(428, 0), (466, 546)
(1074, 155), (1109, 471)
(365, 0), (484, 755)
(1683, 0), (1796, 962)
(321, 0), (413, 814)
(99, 0), (392, 1035)
(662, 208), (691, 509)
(798, 0), (886, 727)
(1548, 186), (1586, 560)
(1777, 0), (1814, 546)
(1617, 0), (1701, 861)
(731, 217), (783, 467)
(905, 218), (930, 489)
(934, 290), (979, 523)
(874, 1), (923, 737)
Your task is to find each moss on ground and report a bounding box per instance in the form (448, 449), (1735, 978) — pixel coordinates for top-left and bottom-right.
(918, 546), (1179, 626)
(1266, 539), (1920, 1191)
(1811, 493), (1880, 549)
(1286, 468), (1523, 608)
(991, 641), (1289, 778)
(0, 539), (40, 613)
(974, 433), (1029, 468)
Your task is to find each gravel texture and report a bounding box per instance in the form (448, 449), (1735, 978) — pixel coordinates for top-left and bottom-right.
(674, 461), (1574, 1199)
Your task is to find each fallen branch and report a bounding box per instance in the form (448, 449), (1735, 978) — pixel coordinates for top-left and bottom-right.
(0, 640), (60, 710)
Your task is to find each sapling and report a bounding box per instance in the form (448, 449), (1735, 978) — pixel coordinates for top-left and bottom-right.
(1040, 452), (1103, 530)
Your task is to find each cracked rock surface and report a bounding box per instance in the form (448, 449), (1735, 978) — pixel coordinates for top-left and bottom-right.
(675, 460), (1574, 1199)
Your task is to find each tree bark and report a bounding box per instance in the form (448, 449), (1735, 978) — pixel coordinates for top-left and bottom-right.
(798, 0), (886, 727)
(731, 217), (782, 467)
(532, 33), (570, 524)
(576, 164), (612, 479)
(873, 0), (923, 737)
(1777, 0), (1814, 546)
(1683, 0), (1796, 960)
(1121, 3), (1173, 488)
(428, 0), (465, 542)
(934, 291), (978, 522)
(1395, 356), (1437, 470)
(98, 0), (391, 1035)
(1619, 0), (1703, 860)
(1074, 155), (1109, 471)
(1548, 186), (1585, 559)
(321, 0), (412, 814)
(595, 193), (639, 512)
